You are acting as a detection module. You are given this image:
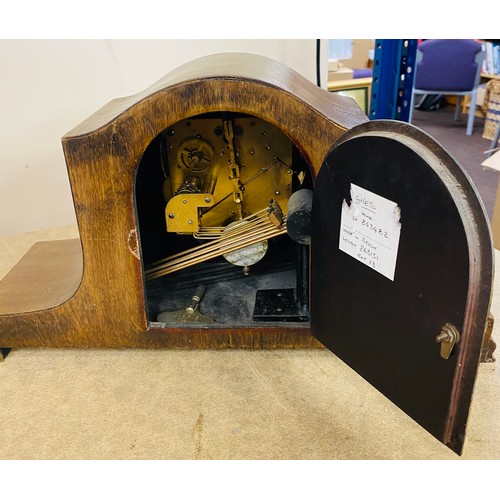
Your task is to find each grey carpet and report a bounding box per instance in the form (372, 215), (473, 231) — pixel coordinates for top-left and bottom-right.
(412, 106), (497, 219)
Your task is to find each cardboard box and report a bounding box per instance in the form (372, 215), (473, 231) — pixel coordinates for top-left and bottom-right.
(339, 39), (375, 70)
(482, 149), (500, 172)
(478, 85), (486, 108)
(328, 67), (354, 82)
(482, 150), (500, 249)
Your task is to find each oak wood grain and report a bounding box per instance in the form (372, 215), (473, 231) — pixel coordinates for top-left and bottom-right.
(0, 53), (365, 348)
(0, 239), (83, 315)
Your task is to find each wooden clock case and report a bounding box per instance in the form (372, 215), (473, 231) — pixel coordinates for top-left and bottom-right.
(0, 53), (370, 349)
(0, 53), (494, 454)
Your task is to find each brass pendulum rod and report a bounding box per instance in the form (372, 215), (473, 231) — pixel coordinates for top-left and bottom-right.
(223, 119), (243, 220)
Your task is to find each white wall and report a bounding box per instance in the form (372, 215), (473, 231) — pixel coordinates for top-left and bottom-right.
(0, 39), (327, 237)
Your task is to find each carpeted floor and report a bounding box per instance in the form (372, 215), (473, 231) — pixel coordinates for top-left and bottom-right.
(0, 105), (499, 461)
(411, 105), (497, 219)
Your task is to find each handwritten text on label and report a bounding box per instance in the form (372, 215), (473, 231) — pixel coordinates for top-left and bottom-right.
(339, 184), (401, 281)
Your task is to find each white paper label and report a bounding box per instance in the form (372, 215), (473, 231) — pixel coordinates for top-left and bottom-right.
(339, 183), (401, 281)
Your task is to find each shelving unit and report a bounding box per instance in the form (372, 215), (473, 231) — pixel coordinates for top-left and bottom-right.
(482, 40), (500, 77)
(480, 43), (500, 141)
(369, 39), (417, 122)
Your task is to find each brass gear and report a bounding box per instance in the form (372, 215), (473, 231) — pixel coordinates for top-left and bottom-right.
(176, 137), (215, 172)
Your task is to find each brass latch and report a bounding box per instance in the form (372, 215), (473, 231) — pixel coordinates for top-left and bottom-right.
(436, 323), (461, 360)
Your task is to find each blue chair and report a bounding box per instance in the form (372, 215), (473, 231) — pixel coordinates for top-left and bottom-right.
(409, 39), (485, 135)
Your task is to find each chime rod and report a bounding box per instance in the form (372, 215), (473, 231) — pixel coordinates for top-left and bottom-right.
(194, 212), (270, 240)
(146, 227), (286, 279)
(159, 227), (285, 276)
(146, 221), (284, 278)
(151, 209), (270, 266)
(145, 223), (286, 280)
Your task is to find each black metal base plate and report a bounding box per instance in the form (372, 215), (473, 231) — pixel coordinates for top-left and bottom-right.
(253, 288), (309, 322)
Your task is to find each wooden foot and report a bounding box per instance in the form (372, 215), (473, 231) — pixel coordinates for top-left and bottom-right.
(0, 348), (12, 362)
(481, 313), (496, 363)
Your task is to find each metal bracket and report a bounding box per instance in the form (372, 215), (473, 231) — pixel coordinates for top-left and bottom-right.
(436, 323), (461, 360)
(481, 312), (496, 363)
(252, 288), (309, 322)
(165, 193), (215, 233)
